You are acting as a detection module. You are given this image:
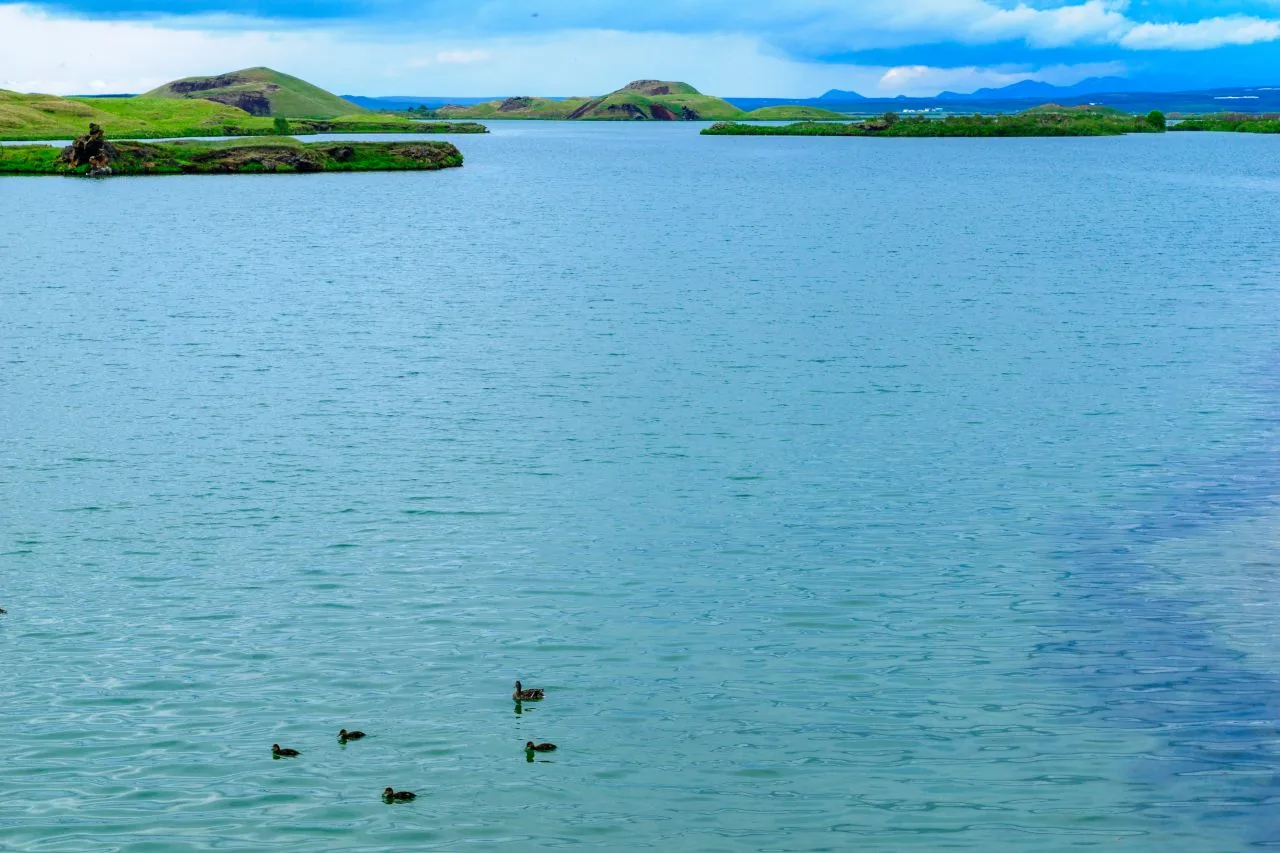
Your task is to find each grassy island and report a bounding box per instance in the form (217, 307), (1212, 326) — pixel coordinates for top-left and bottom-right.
(1169, 114), (1280, 133)
(436, 80), (746, 121)
(0, 134), (463, 176)
(703, 106), (1165, 138)
(430, 80), (847, 122)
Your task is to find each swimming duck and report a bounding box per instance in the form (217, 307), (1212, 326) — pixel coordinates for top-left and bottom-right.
(383, 787), (416, 801)
(0, 607), (6, 614)
(513, 680), (544, 701)
(525, 741), (557, 752)
(272, 744), (300, 757)
(338, 729), (366, 741)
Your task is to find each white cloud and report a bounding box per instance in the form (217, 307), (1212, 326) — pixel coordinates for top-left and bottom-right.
(968, 1), (1130, 48)
(875, 60), (1126, 96)
(1120, 15), (1280, 49)
(0, 4), (880, 96)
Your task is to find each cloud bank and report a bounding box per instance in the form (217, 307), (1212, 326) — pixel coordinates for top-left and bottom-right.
(3, 0), (1280, 97)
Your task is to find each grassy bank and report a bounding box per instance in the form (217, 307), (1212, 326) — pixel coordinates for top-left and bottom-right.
(1169, 114), (1280, 133)
(0, 91), (485, 141)
(0, 137), (464, 175)
(703, 108), (1165, 137)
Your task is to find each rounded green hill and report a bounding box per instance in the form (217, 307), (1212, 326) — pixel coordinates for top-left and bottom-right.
(437, 80), (746, 121)
(142, 67), (365, 118)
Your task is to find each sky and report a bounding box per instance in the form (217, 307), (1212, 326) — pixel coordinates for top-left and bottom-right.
(2, 0), (1279, 98)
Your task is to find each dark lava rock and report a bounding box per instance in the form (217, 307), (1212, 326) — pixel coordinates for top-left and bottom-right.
(170, 74), (245, 94)
(61, 123), (117, 172)
(498, 97), (535, 112)
(603, 103), (648, 120)
(205, 91), (272, 116)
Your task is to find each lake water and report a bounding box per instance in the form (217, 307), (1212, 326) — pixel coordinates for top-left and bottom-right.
(2, 122), (1279, 851)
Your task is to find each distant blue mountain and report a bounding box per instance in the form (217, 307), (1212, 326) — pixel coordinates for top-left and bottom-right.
(342, 94), (500, 111)
(818, 88), (867, 101)
(936, 76), (1133, 101)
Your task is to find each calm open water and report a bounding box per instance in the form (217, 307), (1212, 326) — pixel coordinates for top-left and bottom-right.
(2, 123), (1280, 851)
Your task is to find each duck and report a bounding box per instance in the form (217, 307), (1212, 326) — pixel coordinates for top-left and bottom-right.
(272, 744), (300, 758)
(383, 787), (416, 801)
(0, 607), (6, 614)
(338, 729), (366, 741)
(525, 741), (557, 752)
(513, 680), (544, 701)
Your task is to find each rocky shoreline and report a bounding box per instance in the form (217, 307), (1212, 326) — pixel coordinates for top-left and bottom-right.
(0, 125), (464, 176)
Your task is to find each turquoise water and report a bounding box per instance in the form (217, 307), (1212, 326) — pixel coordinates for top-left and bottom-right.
(2, 123), (1279, 850)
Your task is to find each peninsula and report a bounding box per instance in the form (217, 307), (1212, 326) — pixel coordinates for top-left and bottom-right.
(0, 68), (486, 141)
(0, 124), (463, 176)
(702, 106), (1167, 137)
(432, 80), (848, 121)
(1169, 114), (1280, 133)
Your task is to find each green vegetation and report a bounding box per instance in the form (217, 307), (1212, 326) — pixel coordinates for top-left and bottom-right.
(1147, 110), (1166, 130)
(702, 107), (1164, 137)
(741, 105), (849, 120)
(437, 80), (746, 121)
(1169, 113), (1280, 133)
(142, 67), (363, 118)
(0, 89), (486, 141)
(0, 136), (463, 176)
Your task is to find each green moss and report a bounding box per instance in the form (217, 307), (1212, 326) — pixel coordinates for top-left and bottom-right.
(0, 138), (464, 176)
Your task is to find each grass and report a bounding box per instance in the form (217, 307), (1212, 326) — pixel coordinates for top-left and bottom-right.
(0, 90), (486, 141)
(0, 137), (464, 175)
(741, 106), (850, 120)
(703, 109), (1165, 137)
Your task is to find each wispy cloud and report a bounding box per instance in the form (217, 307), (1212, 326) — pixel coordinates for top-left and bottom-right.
(1120, 14), (1280, 49)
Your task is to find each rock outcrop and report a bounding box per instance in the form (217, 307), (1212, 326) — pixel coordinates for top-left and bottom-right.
(60, 123), (116, 176)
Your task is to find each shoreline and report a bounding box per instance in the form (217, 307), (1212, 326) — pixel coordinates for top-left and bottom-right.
(0, 137), (464, 176)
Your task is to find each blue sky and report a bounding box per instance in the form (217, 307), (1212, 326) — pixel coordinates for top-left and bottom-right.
(2, 0), (1278, 96)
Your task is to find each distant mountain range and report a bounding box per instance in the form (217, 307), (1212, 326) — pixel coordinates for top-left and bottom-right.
(719, 78), (1280, 115)
(819, 77), (1139, 102)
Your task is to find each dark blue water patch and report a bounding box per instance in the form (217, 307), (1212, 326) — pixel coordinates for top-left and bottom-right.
(1048, 438), (1280, 846)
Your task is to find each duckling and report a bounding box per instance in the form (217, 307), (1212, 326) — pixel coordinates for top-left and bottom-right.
(272, 744), (300, 758)
(338, 729), (366, 741)
(525, 741), (557, 752)
(383, 787), (416, 801)
(513, 680), (544, 701)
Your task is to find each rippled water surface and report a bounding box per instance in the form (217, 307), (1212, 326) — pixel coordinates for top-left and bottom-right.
(3, 123), (1280, 851)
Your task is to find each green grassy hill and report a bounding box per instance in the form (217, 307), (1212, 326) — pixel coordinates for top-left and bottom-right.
(742, 105), (849, 120)
(0, 89), (256, 139)
(437, 80), (744, 121)
(436, 96), (589, 119)
(142, 67), (364, 118)
(567, 80), (743, 120)
(0, 88), (483, 141)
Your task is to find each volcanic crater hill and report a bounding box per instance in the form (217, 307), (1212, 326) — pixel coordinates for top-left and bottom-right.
(436, 80), (748, 121)
(143, 67), (365, 118)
